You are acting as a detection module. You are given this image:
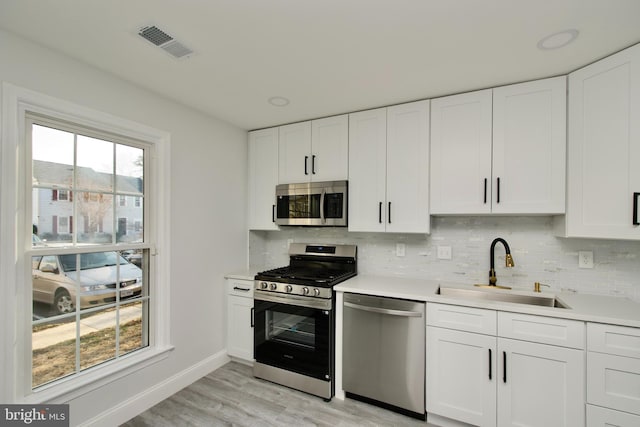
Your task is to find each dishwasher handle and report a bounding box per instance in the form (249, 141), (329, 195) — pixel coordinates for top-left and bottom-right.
(344, 301), (423, 317)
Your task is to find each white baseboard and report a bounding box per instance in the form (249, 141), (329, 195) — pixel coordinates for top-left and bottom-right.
(427, 413), (474, 427)
(79, 350), (231, 427)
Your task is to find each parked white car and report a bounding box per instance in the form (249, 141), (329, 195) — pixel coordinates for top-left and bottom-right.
(32, 251), (142, 315)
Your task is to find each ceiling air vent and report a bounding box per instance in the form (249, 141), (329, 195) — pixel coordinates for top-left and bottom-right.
(138, 25), (194, 59)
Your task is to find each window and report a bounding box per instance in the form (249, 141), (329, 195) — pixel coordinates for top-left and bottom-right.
(28, 115), (153, 389)
(1, 83), (170, 404)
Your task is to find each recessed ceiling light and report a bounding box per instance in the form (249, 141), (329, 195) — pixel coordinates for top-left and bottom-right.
(268, 96), (290, 107)
(537, 29), (579, 50)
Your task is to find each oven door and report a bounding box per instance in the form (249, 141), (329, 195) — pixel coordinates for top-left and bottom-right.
(253, 293), (334, 381)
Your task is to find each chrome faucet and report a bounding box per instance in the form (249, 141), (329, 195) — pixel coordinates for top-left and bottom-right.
(488, 237), (514, 288)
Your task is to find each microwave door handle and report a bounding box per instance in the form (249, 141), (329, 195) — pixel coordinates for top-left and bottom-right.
(320, 189), (326, 224)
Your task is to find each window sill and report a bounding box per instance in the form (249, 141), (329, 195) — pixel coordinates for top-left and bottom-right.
(21, 345), (174, 404)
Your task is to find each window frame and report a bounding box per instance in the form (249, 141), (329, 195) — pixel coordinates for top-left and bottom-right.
(0, 83), (173, 404)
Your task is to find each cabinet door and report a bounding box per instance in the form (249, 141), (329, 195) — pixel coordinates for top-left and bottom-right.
(497, 338), (585, 427)
(386, 100), (430, 233)
(278, 121), (312, 184)
(587, 352), (640, 415)
(227, 294), (254, 361)
(492, 77), (566, 214)
(565, 43), (640, 239)
(248, 128), (279, 230)
(311, 114), (348, 182)
(426, 326), (497, 427)
(430, 89), (493, 214)
(586, 404), (640, 427)
(348, 108), (387, 232)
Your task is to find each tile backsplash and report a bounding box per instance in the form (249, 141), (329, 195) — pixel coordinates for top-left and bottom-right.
(249, 216), (640, 301)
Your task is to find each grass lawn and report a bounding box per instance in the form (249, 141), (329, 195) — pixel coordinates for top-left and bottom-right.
(32, 318), (144, 388)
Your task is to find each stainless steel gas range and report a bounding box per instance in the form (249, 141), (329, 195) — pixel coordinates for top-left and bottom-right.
(253, 243), (357, 400)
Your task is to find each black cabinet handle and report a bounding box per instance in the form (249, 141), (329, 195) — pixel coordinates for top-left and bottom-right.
(251, 307), (255, 327)
(233, 286), (250, 292)
(484, 178), (488, 204)
(312, 155), (316, 174)
(503, 351), (507, 383)
(497, 177), (501, 204)
(633, 192), (640, 226)
(304, 156), (309, 175)
(489, 349), (492, 380)
(388, 202), (392, 224)
(379, 202), (383, 223)
(272, 204), (275, 223)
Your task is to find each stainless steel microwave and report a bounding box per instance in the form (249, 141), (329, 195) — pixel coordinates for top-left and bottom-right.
(275, 180), (348, 226)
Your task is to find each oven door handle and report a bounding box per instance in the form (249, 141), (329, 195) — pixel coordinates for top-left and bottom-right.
(344, 301), (423, 317)
(320, 189), (326, 224)
(254, 291), (333, 310)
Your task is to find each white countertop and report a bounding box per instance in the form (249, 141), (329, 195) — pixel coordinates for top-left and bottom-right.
(335, 274), (640, 328)
(224, 270), (258, 281)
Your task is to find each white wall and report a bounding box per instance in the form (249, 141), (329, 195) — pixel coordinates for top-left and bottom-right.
(0, 29), (248, 424)
(250, 216), (640, 301)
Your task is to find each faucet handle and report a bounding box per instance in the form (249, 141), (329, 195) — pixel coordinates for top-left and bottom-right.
(534, 282), (550, 293)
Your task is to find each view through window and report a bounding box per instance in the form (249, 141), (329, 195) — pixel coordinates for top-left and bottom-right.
(29, 116), (151, 388)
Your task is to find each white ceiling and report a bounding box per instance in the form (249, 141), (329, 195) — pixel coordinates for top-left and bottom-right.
(1, 0), (640, 130)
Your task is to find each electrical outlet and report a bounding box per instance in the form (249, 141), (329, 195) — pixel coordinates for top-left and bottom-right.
(437, 245), (452, 260)
(578, 251), (594, 269)
(396, 243), (406, 257)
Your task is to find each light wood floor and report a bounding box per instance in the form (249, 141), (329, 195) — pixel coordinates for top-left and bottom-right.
(122, 361), (434, 427)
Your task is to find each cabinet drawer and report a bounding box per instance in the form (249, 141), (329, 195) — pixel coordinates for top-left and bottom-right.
(588, 323), (640, 358)
(586, 404), (640, 427)
(498, 312), (585, 349)
(427, 303), (496, 335)
(227, 279), (254, 298)
(587, 352), (640, 415)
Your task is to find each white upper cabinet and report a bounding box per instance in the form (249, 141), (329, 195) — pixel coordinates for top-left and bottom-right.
(386, 100), (430, 233)
(278, 115), (348, 184)
(430, 77), (566, 215)
(348, 101), (430, 233)
(311, 115), (349, 182)
(492, 76), (566, 214)
(348, 108), (388, 232)
(430, 89), (493, 214)
(561, 43), (640, 240)
(278, 121), (312, 184)
(248, 128), (279, 230)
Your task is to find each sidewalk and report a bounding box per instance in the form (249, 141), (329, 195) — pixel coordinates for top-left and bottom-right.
(32, 305), (142, 350)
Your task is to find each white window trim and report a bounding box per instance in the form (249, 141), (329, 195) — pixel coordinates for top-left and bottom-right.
(0, 82), (173, 404)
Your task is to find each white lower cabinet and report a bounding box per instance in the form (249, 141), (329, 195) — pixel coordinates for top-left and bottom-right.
(586, 404), (640, 427)
(427, 326), (497, 426)
(226, 278), (254, 361)
(497, 338), (584, 427)
(426, 303), (585, 427)
(586, 323), (640, 425)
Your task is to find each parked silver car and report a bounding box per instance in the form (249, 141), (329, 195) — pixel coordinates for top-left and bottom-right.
(32, 251), (142, 315)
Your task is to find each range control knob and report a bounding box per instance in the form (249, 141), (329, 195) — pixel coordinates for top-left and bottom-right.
(270, 283), (277, 291)
(285, 285), (293, 293)
(302, 287), (310, 295)
(313, 288), (321, 297)
(260, 281), (268, 290)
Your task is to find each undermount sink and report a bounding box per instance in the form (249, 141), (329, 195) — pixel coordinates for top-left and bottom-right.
(436, 286), (570, 309)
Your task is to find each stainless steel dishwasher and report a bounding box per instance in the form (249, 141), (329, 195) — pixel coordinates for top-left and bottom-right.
(343, 293), (425, 420)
